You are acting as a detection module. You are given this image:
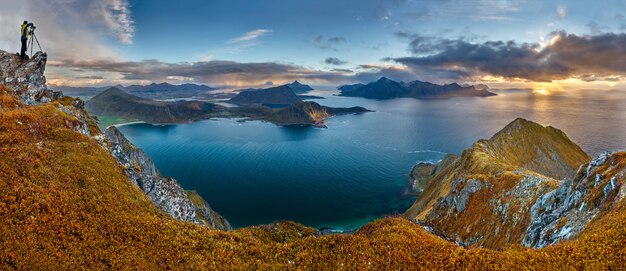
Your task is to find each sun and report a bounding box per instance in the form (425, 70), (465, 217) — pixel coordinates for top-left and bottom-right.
(533, 89), (549, 95)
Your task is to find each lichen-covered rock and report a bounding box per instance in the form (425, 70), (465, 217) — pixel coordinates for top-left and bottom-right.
(0, 50), (52, 104)
(104, 126), (231, 230)
(523, 152), (625, 248)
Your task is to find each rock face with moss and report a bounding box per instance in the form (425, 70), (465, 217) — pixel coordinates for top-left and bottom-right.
(0, 50), (55, 104)
(523, 152), (625, 247)
(406, 118), (596, 248)
(104, 126), (231, 230)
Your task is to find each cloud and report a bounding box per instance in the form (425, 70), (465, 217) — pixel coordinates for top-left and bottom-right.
(49, 58), (352, 87)
(556, 6), (567, 19)
(230, 29), (272, 43)
(325, 57), (348, 65)
(76, 75), (105, 80)
(0, 0), (134, 61)
(95, 0), (135, 44)
(313, 35), (347, 50)
(391, 31), (626, 82)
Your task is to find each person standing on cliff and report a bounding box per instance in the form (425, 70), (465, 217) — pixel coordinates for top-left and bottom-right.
(20, 20), (34, 60)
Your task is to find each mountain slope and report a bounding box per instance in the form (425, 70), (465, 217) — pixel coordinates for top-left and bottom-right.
(340, 77), (496, 99)
(86, 87), (223, 124)
(286, 81), (314, 93)
(405, 118), (595, 248)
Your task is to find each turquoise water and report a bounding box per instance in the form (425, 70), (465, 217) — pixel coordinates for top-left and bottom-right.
(118, 89), (626, 229)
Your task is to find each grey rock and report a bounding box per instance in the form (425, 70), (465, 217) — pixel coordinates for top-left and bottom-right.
(523, 152), (622, 248)
(104, 126), (231, 230)
(0, 50), (53, 104)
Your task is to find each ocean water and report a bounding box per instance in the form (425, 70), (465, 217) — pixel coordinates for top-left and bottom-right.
(118, 89), (626, 229)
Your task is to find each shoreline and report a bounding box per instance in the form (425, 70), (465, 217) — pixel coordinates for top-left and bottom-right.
(110, 121), (146, 128)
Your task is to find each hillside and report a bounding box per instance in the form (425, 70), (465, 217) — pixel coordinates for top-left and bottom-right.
(405, 118), (599, 248)
(86, 87), (223, 124)
(229, 84), (302, 105)
(339, 77), (496, 99)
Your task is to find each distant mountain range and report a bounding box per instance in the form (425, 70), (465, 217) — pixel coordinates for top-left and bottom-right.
(53, 82), (219, 100)
(85, 87), (224, 124)
(339, 77), (496, 99)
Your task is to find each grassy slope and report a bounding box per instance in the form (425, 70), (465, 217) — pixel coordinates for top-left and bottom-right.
(1, 87), (625, 270)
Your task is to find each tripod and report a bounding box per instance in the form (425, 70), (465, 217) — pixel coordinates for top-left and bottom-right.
(28, 28), (43, 58)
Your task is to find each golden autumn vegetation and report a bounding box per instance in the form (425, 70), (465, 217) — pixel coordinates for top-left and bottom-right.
(1, 85), (626, 270)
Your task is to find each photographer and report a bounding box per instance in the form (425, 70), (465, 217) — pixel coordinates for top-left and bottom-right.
(20, 20), (34, 60)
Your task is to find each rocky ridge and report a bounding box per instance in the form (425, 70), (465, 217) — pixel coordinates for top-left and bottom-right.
(405, 118), (623, 249)
(0, 50), (230, 230)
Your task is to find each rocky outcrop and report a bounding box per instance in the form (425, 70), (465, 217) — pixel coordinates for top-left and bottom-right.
(0, 50), (56, 104)
(405, 118), (592, 248)
(523, 152), (625, 248)
(104, 126), (231, 230)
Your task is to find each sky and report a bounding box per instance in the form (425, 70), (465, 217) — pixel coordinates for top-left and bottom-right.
(1, 0), (626, 92)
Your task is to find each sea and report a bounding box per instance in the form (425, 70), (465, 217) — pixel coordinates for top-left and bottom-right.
(117, 89), (626, 229)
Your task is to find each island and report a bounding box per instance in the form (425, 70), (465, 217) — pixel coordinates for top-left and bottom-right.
(86, 86), (371, 127)
(339, 77), (496, 99)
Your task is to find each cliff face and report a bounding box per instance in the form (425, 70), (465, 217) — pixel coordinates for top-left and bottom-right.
(0, 50), (230, 230)
(104, 127), (231, 230)
(404, 118), (618, 249)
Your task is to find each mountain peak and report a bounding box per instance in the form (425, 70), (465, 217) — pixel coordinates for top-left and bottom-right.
(475, 118), (590, 180)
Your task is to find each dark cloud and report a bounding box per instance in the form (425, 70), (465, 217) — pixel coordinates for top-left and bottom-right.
(325, 57), (348, 65)
(391, 31), (626, 82)
(51, 59), (351, 85)
(75, 75), (105, 79)
(313, 35), (347, 50)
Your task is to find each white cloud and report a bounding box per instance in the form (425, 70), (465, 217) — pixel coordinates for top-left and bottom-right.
(557, 6), (567, 19)
(230, 29), (272, 43)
